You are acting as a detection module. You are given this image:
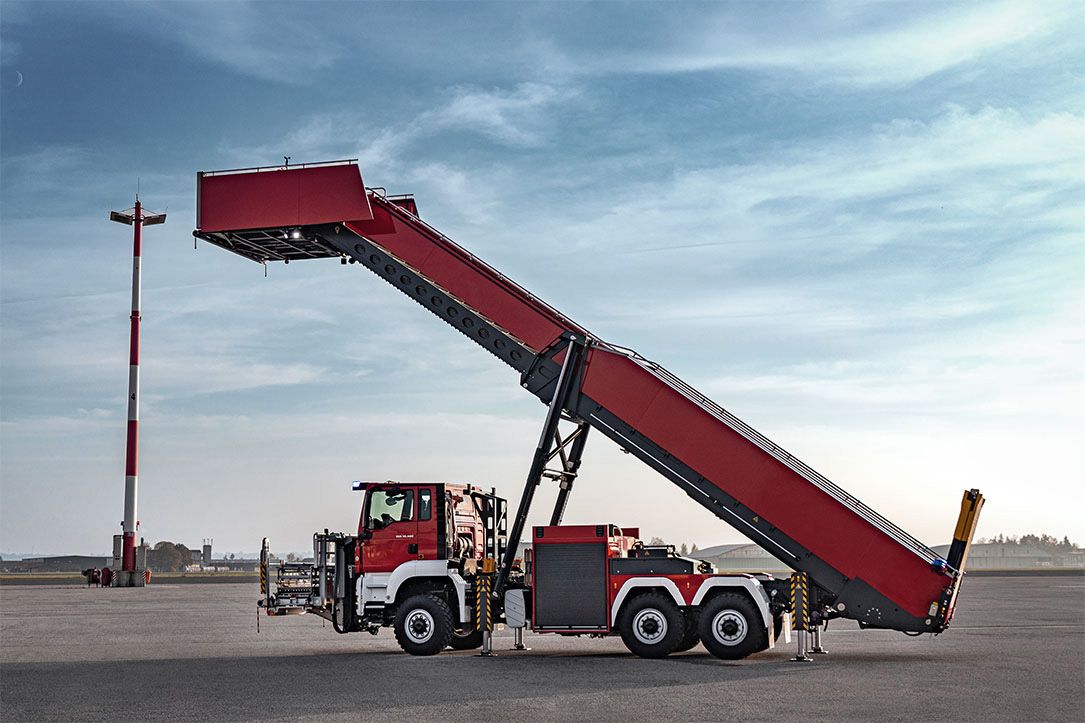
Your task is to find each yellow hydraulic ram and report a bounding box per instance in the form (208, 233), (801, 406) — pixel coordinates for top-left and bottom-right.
(934, 488), (985, 628)
(948, 489), (985, 573)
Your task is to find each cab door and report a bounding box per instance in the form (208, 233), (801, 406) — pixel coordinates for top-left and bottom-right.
(361, 486), (419, 573)
(414, 485), (439, 561)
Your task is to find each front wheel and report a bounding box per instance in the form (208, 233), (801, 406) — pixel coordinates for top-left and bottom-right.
(394, 595), (454, 656)
(618, 592), (685, 658)
(697, 593), (767, 660)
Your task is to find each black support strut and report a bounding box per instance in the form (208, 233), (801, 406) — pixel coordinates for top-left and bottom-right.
(493, 333), (589, 598)
(548, 422), (590, 526)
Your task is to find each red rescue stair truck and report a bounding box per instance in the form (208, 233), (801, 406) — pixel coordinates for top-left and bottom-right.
(194, 160), (985, 659)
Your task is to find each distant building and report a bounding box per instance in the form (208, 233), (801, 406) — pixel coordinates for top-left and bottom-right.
(1, 555), (110, 573)
(695, 543), (789, 572)
(931, 543), (1085, 570)
(693, 541), (1084, 573)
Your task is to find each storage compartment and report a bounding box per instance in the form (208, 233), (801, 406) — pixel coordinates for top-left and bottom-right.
(532, 527), (608, 630)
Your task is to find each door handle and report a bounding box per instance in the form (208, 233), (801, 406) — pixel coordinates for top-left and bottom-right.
(408, 543), (418, 555)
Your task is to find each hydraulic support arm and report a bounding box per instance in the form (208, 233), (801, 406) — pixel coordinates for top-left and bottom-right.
(494, 333), (590, 598)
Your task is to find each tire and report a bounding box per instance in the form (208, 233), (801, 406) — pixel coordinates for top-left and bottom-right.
(697, 592), (767, 661)
(617, 592), (685, 659)
(674, 610), (701, 653)
(449, 627), (484, 650)
(394, 594), (454, 656)
(332, 599), (350, 634)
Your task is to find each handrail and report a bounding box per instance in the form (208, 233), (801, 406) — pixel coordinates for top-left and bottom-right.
(371, 193), (595, 339)
(201, 159), (359, 177)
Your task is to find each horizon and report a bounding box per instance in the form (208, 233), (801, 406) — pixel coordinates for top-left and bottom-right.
(4, 529), (1081, 562)
(2, 1), (1084, 555)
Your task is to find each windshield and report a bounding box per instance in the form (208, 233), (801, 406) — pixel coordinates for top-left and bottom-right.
(367, 489), (415, 530)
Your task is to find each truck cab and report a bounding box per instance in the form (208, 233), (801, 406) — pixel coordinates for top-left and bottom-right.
(260, 481), (508, 655)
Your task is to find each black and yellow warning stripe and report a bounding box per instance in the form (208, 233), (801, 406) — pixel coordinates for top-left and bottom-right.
(790, 571), (810, 631)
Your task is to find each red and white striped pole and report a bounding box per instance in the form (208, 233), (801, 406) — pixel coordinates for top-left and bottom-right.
(110, 198), (164, 577)
(122, 199), (142, 573)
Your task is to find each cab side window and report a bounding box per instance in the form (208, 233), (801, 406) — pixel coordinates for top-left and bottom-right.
(418, 488), (432, 521)
(368, 490), (415, 530)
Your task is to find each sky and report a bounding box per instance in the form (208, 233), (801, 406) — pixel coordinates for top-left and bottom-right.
(1, 1), (1082, 557)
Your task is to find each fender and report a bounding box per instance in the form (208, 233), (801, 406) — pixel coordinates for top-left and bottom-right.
(610, 577), (685, 626)
(377, 561), (470, 625)
(692, 577), (773, 632)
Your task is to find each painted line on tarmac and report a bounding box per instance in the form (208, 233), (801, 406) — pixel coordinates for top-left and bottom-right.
(950, 624), (1084, 630)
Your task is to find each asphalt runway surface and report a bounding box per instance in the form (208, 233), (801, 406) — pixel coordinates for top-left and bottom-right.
(2, 575), (1082, 721)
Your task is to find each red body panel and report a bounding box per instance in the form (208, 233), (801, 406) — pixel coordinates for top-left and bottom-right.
(415, 485), (439, 561)
(607, 573), (752, 608)
(581, 348), (946, 618)
(198, 164), (372, 233)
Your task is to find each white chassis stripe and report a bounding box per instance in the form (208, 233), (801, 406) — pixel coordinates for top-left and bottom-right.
(356, 562), (469, 625)
(610, 578), (684, 625)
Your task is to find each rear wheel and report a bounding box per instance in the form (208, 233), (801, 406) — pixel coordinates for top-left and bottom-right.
(618, 592), (685, 659)
(674, 609), (701, 652)
(394, 594), (454, 656)
(697, 593), (767, 660)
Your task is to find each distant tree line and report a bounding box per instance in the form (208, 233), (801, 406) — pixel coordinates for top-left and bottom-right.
(145, 541), (194, 572)
(975, 534), (1078, 549)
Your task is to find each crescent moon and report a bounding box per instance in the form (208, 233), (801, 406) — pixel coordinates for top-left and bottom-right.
(14, 71), (22, 88)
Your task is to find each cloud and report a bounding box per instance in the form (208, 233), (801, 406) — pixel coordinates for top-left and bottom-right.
(0, 146), (89, 193)
(705, 307), (1085, 419)
(560, 105), (1085, 267)
(0, 39), (19, 66)
(224, 82), (576, 170)
(432, 83), (570, 145)
(566, 1), (1077, 87)
(140, 1), (342, 84)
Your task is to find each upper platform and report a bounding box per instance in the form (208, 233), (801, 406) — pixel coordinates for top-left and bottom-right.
(195, 160), (373, 263)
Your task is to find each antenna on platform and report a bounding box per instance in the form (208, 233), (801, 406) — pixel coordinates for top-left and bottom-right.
(108, 195), (166, 587)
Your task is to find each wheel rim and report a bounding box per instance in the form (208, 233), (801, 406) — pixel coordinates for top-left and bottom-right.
(406, 609), (435, 644)
(711, 609), (748, 646)
(632, 608), (668, 645)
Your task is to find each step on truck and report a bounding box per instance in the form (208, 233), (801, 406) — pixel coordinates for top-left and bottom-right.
(194, 160), (985, 658)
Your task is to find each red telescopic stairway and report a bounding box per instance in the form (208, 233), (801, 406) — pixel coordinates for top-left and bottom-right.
(194, 160), (982, 633)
